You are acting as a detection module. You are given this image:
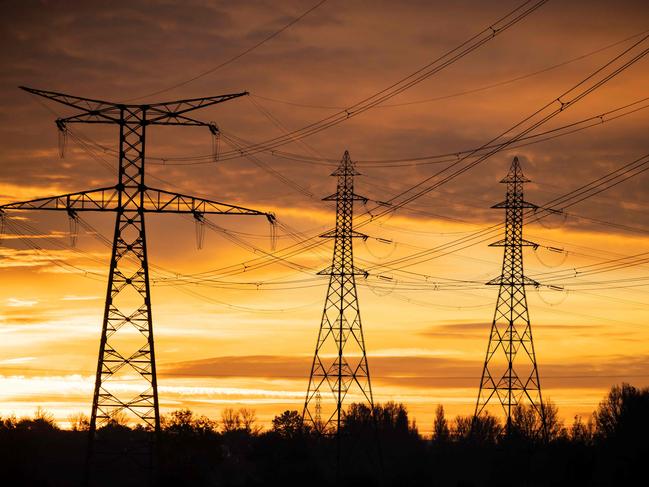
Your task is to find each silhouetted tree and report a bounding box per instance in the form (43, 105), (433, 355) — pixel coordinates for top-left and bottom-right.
(508, 400), (565, 442)
(570, 414), (594, 444)
(594, 383), (649, 441)
(376, 401), (418, 435)
(220, 407), (242, 433)
(163, 409), (217, 435)
(342, 401), (418, 437)
(0, 414), (18, 430)
(511, 403), (539, 441)
(67, 412), (89, 431)
(239, 408), (262, 434)
(101, 409), (130, 430)
(271, 410), (308, 439)
(454, 412), (501, 444)
(16, 406), (59, 432)
(543, 400), (566, 441)
(432, 404), (450, 443)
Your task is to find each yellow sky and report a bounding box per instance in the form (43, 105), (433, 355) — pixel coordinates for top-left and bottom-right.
(1, 202), (647, 434)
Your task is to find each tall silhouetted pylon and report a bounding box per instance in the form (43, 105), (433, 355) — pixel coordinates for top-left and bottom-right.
(0, 86), (274, 485)
(303, 150), (374, 437)
(475, 156), (546, 436)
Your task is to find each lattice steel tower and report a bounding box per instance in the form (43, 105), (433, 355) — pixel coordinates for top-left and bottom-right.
(303, 150), (374, 435)
(475, 156), (546, 434)
(1, 87), (273, 484)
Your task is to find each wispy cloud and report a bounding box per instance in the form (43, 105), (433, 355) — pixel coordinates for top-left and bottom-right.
(7, 297), (39, 307)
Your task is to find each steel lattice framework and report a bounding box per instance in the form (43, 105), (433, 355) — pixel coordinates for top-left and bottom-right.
(303, 150), (374, 435)
(0, 87), (274, 483)
(475, 156), (546, 435)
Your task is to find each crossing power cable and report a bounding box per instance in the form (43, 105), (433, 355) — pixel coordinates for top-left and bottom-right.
(211, 0), (550, 159)
(180, 39), (649, 281)
(13, 13), (649, 292)
(362, 152), (649, 277)
(123, 0), (330, 102)
(252, 27), (649, 110)
(360, 34), (649, 227)
(148, 92), (649, 166)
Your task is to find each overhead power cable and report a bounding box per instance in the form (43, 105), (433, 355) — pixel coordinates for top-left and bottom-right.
(124, 0), (329, 101)
(367, 33), (649, 224)
(367, 152), (649, 276)
(210, 0), (549, 159)
(139, 93), (649, 166)
(252, 27), (649, 110)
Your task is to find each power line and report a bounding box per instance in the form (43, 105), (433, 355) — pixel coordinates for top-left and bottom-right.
(123, 0), (329, 101)
(121, 92), (649, 166)
(364, 152), (649, 277)
(372, 35), (649, 220)
(252, 28), (649, 110)
(210, 0), (549, 159)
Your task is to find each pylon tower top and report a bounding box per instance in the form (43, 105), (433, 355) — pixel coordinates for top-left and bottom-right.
(499, 155), (531, 183)
(330, 150), (361, 177)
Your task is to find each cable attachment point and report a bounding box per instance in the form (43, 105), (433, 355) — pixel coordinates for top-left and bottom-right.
(267, 213), (277, 251)
(209, 122), (220, 163)
(193, 211), (205, 250)
(56, 119), (68, 159)
(535, 284), (568, 306)
(67, 209), (79, 247)
(556, 97), (569, 111)
(534, 245), (568, 268)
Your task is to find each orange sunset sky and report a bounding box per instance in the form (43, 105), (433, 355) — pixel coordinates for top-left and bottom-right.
(1, 0), (648, 434)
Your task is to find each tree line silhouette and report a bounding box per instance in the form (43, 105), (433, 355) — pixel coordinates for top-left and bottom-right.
(0, 383), (647, 486)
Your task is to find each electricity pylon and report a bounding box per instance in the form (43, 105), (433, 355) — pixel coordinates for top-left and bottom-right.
(0, 86), (274, 483)
(303, 150), (374, 436)
(475, 156), (546, 436)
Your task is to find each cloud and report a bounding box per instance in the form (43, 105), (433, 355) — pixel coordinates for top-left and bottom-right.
(419, 321), (609, 339)
(0, 356), (36, 365)
(161, 351), (649, 392)
(61, 295), (100, 301)
(1, 0), (648, 233)
(7, 297), (38, 307)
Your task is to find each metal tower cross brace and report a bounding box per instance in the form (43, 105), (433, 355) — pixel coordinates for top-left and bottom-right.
(0, 87), (274, 475)
(475, 156), (546, 435)
(303, 150), (374, 435)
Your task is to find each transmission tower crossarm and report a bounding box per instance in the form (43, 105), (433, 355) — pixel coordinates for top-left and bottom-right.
(492, 200), (537, 209)
(20, 86), (119, 119)
(322, 191), (368, 203)
(486, 275), (540, 287)
(145, 92), (249, 119)
(141, 187), (274, 220)
(317, 264), (369, 277)
(319, 228), (368, 239)
(489, 238), (538, 248)
(21, 86), (248, 127)
(0, 186), (119, 212)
